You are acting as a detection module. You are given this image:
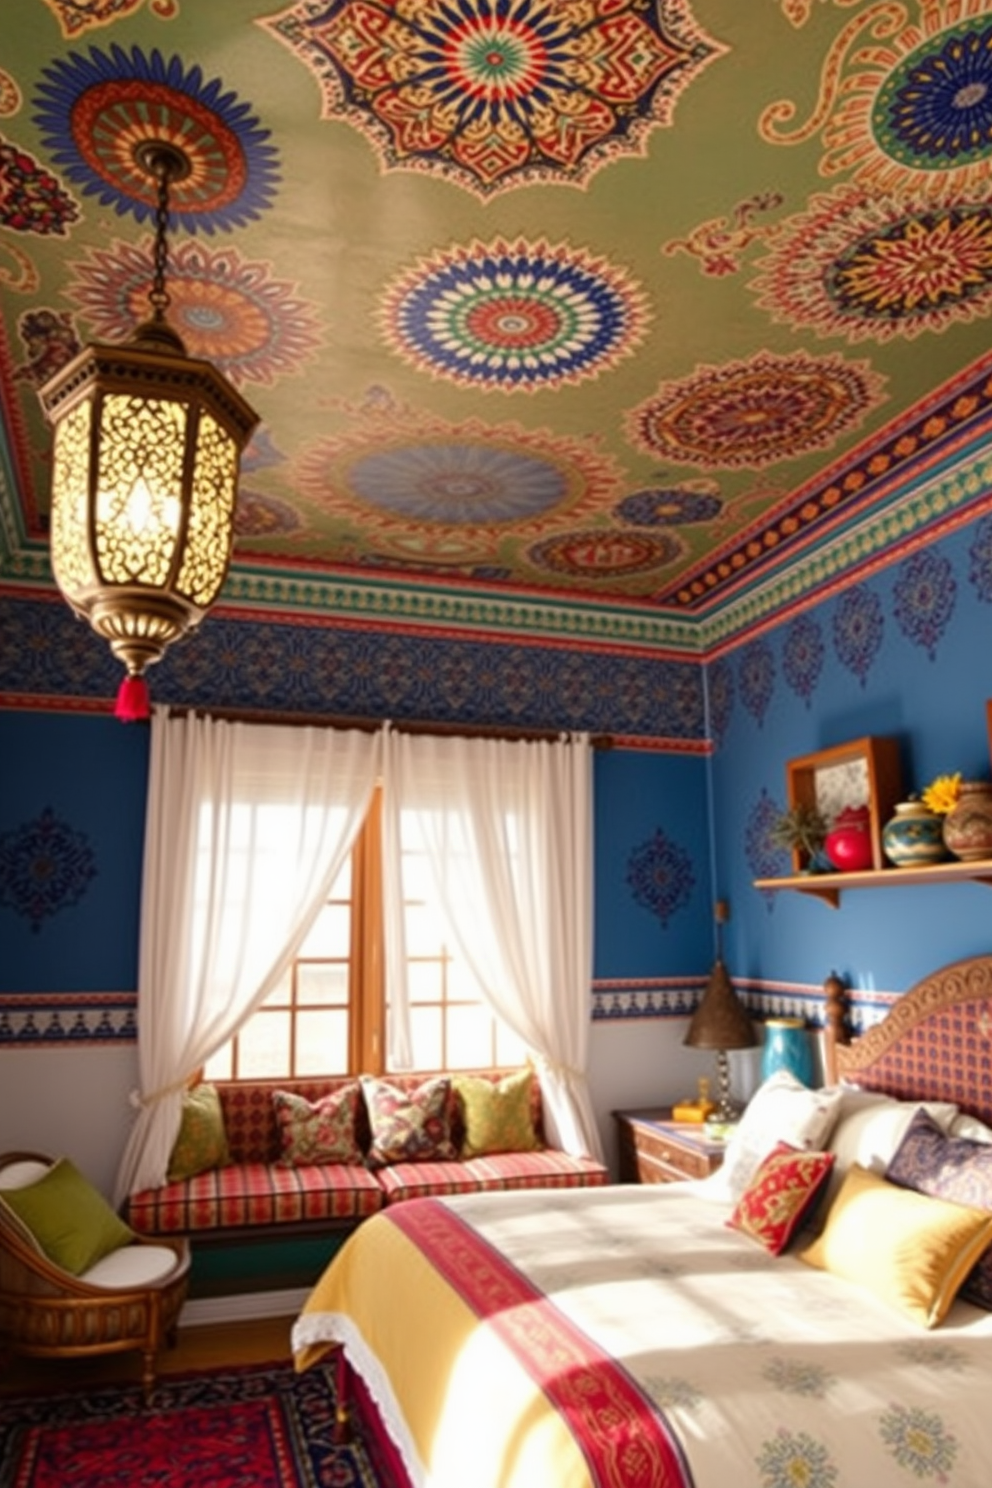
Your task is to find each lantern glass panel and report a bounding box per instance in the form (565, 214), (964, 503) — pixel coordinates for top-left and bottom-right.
(50, 398), (95, 599)
(95, 393), (186, 587)
(177, 411), (237, 607)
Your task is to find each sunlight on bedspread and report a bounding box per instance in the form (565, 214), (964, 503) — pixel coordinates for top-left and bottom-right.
(294, 1182), (992, 1488)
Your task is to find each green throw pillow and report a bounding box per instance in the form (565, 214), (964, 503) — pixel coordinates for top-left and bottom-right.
(167, 1081), (230, 1182)
(454, 1068), (541, 1158)
(1, 1157), (134, 1275)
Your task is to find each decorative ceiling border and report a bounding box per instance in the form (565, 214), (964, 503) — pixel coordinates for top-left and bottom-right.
(698, 441), (992, 652)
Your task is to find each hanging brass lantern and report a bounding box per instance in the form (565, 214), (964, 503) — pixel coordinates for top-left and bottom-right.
(38, 141), (259, 721)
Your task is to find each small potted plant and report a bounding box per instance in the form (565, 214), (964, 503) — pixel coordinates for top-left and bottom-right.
(769, 803), (829, 873)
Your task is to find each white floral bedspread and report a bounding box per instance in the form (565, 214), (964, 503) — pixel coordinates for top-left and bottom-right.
(436, 1181), (992, 1488)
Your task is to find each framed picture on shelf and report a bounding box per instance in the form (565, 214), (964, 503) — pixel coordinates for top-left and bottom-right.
(786, 737), (902, 873)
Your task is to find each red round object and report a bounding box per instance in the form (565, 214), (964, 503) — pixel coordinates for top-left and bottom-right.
(825, 804), (873, 871)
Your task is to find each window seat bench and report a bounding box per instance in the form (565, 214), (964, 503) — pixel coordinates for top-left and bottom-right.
(124, 1073), (609, 1253)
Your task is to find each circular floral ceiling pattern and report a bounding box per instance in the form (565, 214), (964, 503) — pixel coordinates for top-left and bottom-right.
(343, 442), (567, 523)
(380, 237), (649, 391)
(751, 188), (992, 342)
(32, 45), (279, 232)
(295, 408), (623, 551)
(627, 350), (886, 470)
(264, 0), (726, 196)
(67, 237), (320, 385)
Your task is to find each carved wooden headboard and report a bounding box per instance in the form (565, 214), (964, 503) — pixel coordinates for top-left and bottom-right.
(823, 955), (992, 1128)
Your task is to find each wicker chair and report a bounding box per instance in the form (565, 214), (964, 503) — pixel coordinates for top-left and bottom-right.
(0, 1151), (190, 1401)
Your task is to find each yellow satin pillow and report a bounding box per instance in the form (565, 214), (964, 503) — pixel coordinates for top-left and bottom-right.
(800, 1163), (992, 1327)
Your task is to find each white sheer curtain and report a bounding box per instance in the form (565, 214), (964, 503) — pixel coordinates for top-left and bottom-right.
(381, 728), (602, 1160)
(114, 710), (381, 1204)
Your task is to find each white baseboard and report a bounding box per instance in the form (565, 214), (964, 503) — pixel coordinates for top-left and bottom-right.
(179, 1286), (310, 1327)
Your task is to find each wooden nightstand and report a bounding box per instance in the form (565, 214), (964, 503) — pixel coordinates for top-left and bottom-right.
(613, 1107), (727, 1184)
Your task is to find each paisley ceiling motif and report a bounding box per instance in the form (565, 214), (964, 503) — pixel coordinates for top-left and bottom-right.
(3, 0), (992, 630)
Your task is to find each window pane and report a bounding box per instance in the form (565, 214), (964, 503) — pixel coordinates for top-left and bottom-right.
(329, 856), (351, 897)
(203, 1044), (232, 1081)
(405, 1005), (443, 1071)
(446, 1003), (493, 1069)
(301, 904), (350, 958)
(296, 1010), (349, 1075)
(297, 963), (349, 1006)
(261, 969), (291, 1007)
(408, 960), (444, 1003)
(404, 901), (442, 956)
(495, 1020), (529, 1068)
(238, 1012), (291, 1078)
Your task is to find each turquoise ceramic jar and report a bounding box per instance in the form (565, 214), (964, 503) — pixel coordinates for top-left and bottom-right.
(761, 1017), (814, 1087)
(882, 800), (947, 868)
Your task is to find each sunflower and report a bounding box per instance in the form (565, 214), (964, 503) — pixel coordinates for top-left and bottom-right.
(921, 773), (962, 815)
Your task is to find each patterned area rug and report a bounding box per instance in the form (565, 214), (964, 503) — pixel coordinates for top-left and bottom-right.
(0, 1358), (397, 1487)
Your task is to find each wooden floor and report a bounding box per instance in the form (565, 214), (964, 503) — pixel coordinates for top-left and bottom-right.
(0, 1313), (297, 1396)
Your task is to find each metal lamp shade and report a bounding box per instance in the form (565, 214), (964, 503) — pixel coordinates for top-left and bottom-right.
(684, 959), (757, 1053)
(40, 332), (258, 684)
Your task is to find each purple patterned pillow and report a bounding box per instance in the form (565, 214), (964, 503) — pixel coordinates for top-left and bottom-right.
(886, 1107), (992, 1310)
(273, 1084), (364, 1166)
(361, 1075), (457, 1167)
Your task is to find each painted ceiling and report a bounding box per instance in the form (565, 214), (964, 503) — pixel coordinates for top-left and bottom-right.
(4, 0), (992, 654)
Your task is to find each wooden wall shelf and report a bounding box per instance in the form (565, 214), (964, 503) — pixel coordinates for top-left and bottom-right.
(754, 859), (992, 907)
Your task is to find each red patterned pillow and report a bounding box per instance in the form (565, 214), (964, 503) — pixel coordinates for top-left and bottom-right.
(273, 1084), (364, 1166)
(728, 1141), (835, 1255)
(361, 1075), (457, 1167)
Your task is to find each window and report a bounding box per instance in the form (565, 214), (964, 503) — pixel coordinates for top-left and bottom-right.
(204, 791), (527, 1081)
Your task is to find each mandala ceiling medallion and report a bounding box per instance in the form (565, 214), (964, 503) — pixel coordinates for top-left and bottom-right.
(381, 237), (649, 391)
(294, 402), (622, 564)
(32, 45), (279, 232)
(751, 187), (992, 342)
(68, 237), (321, 386)
(263, 0), (727, 196)
(626, 350), (886, 470)
(761, 2), (992, 201)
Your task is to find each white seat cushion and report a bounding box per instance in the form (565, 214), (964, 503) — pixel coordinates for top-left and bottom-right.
(0, 1160), (51, 1190)
(81, 1244), (180, 1288)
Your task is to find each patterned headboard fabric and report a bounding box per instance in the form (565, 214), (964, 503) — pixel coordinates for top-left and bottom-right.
(825, 956), (992, 1129)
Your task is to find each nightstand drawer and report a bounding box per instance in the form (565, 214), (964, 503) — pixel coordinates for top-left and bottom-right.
(613, 1108), (725, 1184)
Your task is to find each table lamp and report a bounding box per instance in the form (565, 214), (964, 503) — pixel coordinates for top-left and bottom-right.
(684, 905), (756, 1119)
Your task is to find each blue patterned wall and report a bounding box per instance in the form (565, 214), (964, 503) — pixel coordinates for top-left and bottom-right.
(0, 596), (704, 747)
(710, 513), (992, 997)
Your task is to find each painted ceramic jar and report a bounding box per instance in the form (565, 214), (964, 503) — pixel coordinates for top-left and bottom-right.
(942, 781), (992, 862)
(882, 800), (947, 868)
(761, 1017), (814, 1087)
(825, 804), (873, 872)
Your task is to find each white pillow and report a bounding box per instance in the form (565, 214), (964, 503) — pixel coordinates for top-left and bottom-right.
(720, 1070), (845, 1200)
(950, 1112), (992, 1143)
(814, 1089), (960, 1219)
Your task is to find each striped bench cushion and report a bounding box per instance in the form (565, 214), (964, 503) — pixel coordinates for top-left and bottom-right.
(374, 1150), (609, 1205)
(127, 1161), (384, 1235)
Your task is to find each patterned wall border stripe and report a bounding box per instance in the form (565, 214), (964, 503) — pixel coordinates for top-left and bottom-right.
(1, 982), (893, 1044)
(0, 993), (137, 1046)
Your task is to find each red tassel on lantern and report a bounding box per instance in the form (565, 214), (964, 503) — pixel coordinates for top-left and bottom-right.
(115, 674), (151, 723)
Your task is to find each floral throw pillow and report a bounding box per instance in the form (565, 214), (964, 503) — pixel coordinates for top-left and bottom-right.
(728, 1141), (835, 1255)
(361, 1075), (457, 1167)
(273, 1084), (364, 1166)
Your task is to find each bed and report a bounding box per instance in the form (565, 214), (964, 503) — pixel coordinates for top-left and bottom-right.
(292, 955), (992, 1487)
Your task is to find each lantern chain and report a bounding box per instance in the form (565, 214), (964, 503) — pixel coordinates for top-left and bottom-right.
(148, 157), (173, 323)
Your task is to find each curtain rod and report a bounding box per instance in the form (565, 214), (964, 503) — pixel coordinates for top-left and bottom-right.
(163, 705), (613, 749)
